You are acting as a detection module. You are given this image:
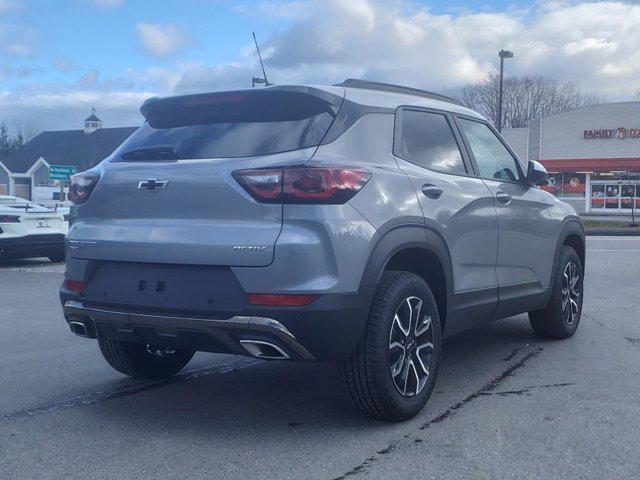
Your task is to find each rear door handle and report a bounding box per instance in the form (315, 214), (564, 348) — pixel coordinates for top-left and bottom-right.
(496, 190), (512, 204)
(422, 184), (443, 199)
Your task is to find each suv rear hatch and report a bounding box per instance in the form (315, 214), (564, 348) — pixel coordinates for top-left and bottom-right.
(69, 86), (344, 267)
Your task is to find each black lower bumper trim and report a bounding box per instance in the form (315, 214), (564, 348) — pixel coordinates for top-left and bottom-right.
(63, 300), (316, 360)
(60, 287), (373, 361)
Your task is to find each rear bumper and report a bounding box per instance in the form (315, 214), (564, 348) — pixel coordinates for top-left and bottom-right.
(60, 289), (373, 361)
(0, 234), (65, 259)
(63, 300), (316, 360)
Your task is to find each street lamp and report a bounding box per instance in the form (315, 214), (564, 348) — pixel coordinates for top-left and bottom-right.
(497, 49), (514, 133)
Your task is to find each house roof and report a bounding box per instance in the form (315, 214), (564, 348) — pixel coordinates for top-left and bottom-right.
(1, 126), (137, 173)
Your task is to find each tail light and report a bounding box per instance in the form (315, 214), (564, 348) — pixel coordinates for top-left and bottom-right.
(248, 293), (319, 306)
(0, 215), (20, 223)
(233, 167), (371, 204)
(63, 280), (86, 294)
(68, 172), (100, 205)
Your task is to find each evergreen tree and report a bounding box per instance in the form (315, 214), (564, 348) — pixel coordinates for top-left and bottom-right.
(0, 123), (11, 159)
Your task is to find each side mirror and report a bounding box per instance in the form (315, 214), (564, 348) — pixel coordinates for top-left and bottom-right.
(527, 160), (548, 186)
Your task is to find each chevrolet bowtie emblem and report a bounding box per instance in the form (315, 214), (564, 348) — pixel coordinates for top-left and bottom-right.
(138, 179), (168, 191)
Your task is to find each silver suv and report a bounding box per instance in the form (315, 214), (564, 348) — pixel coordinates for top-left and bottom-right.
(60, 80), (585, 421)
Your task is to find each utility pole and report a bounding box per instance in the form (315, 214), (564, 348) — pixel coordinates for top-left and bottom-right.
(497, 49), (514, 132)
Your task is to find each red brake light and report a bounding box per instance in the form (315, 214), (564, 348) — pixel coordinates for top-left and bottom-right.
(63, 280), (86, 294)
(68, 172), (100, 205)
(0, 215), (20, 223)
(284, 168), (370, 204)
(248, 294), (319, 306)
(233, 167), (370, 204)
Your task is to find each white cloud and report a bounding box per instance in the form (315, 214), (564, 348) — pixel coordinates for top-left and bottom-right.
(3, 0), (640, 133)
(79, 69), (100, 87)
(0, 23), (38, 56)
(4, 43), (31, 55)
(177, 0), (640, 100)
(1, 63), (42, 78)
(0, 87), (151, 131)
(136, 22), (190, 57)
(51, 57), (77, 73)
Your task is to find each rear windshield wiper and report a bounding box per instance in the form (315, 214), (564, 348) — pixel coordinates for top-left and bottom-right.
(120, 144), (179, 161)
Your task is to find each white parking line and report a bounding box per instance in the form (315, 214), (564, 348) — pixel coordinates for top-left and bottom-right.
(587, 249), (640, 252)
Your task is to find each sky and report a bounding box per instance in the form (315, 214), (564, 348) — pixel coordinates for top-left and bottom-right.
(0, 0), (639, 132)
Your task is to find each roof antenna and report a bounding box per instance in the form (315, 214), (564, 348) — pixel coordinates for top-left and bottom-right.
(251, 32), (271, 87)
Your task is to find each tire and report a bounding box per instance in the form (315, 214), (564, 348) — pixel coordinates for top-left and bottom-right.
(48, 253), (65, 263)
(341, 271), (442, 422)
(98, 338), (195, 379)
(529, 245), (583, 339)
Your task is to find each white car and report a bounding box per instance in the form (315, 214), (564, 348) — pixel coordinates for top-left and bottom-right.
(0, 195), (67, 262)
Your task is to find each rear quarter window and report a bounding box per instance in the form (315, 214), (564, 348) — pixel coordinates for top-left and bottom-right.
(396, 109), (467, 175)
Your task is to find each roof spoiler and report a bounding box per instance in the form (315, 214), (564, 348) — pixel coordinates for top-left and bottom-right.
(335, 79), (465, 107)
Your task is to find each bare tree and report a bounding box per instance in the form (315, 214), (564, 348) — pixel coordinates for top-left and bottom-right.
(457, 75), (600, 130)
(635, 89), (640, 101)
(13, 119), (41, 143)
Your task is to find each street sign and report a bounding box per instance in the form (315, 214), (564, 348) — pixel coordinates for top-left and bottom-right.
(50, 165), (76, 180)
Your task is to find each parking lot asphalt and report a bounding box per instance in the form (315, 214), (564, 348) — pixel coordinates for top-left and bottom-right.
(1, 237), (639, 479)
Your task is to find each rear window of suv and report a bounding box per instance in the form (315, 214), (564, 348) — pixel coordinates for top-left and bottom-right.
(112, 89), (341, 161)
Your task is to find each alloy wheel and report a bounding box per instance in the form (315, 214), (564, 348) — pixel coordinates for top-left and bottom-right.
(388, 296), (434, 397)
(561, 262), (580, 325)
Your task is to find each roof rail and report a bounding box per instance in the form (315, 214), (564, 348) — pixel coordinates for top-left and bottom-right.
(334, 79), (464, 107)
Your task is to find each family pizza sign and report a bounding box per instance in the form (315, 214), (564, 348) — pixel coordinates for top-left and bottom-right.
(583, 127), (640, 140)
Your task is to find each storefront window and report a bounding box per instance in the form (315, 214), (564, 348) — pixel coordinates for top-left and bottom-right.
(591, 185), (605, 209)
(591, 173), (640, 211)
(543, 172), (586, 198)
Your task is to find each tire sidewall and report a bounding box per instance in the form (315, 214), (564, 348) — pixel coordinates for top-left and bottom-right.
(372, 274), (442, 420)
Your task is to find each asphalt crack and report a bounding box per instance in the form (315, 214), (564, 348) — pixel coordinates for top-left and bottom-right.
(419, 347), (543, 430)
(502, 347), (522, 362)
(331, 347), (543, 480)
(478, 382), (575, 397)
(0, 357), (261, 422)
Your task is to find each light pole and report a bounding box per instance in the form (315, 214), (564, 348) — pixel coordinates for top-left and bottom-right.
(497, 49), (514, 133)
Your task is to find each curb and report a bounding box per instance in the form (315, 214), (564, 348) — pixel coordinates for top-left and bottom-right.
(586, 229), (640, 236)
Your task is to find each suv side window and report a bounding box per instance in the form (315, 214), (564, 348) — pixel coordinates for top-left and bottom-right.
(398, 110), (467, 175)
(457, 118), (522, 182)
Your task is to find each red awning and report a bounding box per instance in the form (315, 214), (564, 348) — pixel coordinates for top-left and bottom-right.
(540, 158), (640, 173)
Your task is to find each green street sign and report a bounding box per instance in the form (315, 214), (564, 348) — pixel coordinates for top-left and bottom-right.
(50, 165), (77, 180)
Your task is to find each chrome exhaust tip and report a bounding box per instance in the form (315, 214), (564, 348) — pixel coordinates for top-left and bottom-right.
(67, 317), (96, 338)
(69, 321), (89, 337)
(239, 339), (290, 360)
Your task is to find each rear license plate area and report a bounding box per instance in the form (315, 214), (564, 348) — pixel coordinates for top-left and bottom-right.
(83, 262), (246, 312)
